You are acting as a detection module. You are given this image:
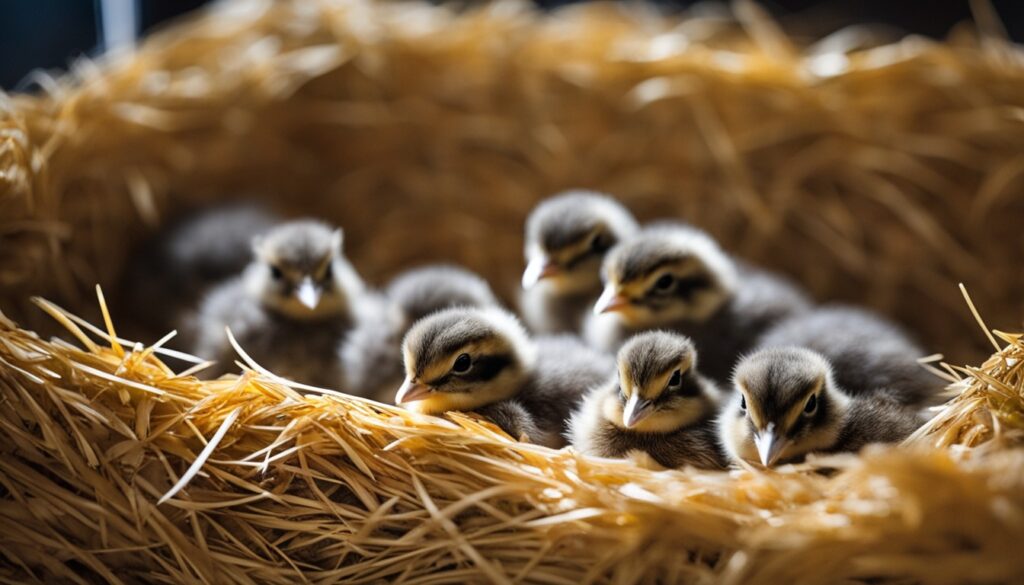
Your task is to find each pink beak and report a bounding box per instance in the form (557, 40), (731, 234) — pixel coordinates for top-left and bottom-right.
(594, 286), (631, 314)
(522, 256), (562, 289)
(395, 378), (433, 404)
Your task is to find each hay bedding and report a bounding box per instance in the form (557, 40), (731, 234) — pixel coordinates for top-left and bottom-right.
(1, 0), (1024, 583)
(0, 294), (1023, 584)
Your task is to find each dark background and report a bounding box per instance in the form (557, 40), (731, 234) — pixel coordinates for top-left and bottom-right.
(1, 0), (1021, 89)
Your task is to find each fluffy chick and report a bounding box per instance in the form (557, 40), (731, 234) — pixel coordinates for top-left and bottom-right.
(569, 331), (726, 469)
(397, 306), (614, 447)
(719, 347), (925, 468)
(387, 265), (500, 329)
(586, 224), (810, 383)
(193, 220), (376, 386)
(121, 202), (279, 342)
(754, 305), (941, 407)
(340, 265), (500, 398)
(520, 190), (639, 334)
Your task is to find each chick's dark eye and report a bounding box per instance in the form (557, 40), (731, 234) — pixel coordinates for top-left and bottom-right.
(804, 394), (818, 415)
(269, 266), (283, 280)
(668, 369), (682, 388)
(452, 353), (472, 373)
(323, 263), (333, 280)
(740, 396), (746, 411)
(654, 274), (674, 291)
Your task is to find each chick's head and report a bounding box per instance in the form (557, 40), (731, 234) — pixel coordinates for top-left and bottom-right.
(249, 220), (362, 320)
(604, 331), (718, 433)
(595, 226), (736, 327)
(397, 307), (536, 414)
(523, 191), (638, 295)
(722, 347), (846, 467)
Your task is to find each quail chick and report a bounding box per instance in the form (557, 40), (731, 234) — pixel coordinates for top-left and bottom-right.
(340, 265), (500, 398)
(586, 224), (810, 383)
(397, 306), (614, 447)
(718, 347), (925, 468)
(193, 219), (377, 386)
(121, 202), (279, 343)
(754, 305), (940, 407)
(568, 331), (726, 469)
(520, 191), (639, 334)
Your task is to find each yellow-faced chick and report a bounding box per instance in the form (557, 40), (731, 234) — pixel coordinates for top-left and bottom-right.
(719, 347), (924, 468)
(398, 306), (613, 447)
(585, 224), (809, 383)
(569, 331), (726, 469)
(340, 265), (500, 399)
(193, 219), (377, 386)
(755, 305), (942, 407)
(520, 191), (639, 334)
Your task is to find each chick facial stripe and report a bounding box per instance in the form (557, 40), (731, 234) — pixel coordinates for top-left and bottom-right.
(737, 384), (766, 430)
(781, 378), (825, 434)
(427, 353), (513, 387)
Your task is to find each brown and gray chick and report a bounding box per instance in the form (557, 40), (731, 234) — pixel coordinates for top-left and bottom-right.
(193, 219), (376, 387)
(569, 331), (726, 469)
(718, 347), (925, 468)
(397, 306), (614, 447)
(340, 265), (500, 398)
(520, 191), (639, 335)
(586, 224), (810, 383)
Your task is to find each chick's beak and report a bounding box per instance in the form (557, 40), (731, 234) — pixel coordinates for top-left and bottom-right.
(622, 395), (654, 428)
(395, 378), (433, 404)
(295, 277), (322, 310)
(754, 425), (789, 467)
(522, 256), (560, 289)
(594, 285), (630, 315)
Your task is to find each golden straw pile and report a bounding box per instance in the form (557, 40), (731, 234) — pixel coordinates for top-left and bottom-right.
(0, 290), (1021, 584)
(1, 0), (1024, 582)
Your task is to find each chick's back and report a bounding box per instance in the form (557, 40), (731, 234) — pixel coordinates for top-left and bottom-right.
(518, 335), (616, 446)
(675, 261), (810, 383)
(756, 305), (938, 406)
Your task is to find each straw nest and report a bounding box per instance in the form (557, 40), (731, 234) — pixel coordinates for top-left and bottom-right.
(1, 0), (1024, 582)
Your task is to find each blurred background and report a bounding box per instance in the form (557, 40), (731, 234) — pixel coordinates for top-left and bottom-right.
(1, 0), (1021, 365)
(2, 0), (1022, 90)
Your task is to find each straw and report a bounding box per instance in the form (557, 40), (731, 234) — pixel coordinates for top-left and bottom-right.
(0, 289), (1021, 583)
